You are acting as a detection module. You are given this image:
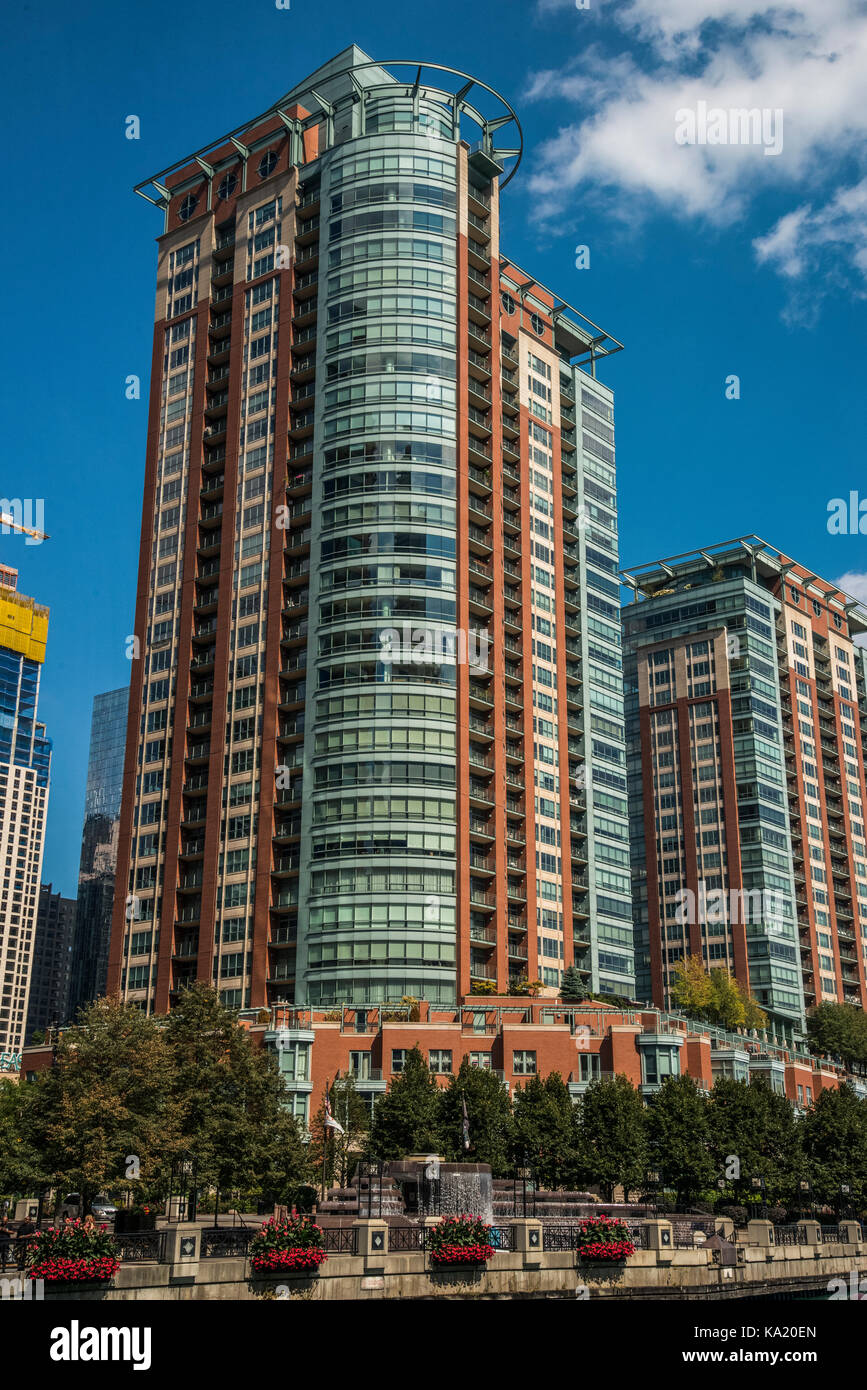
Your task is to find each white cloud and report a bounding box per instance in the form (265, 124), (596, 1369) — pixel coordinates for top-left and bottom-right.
(526, 1), (867, 308)
(836, 571), (867, 605)
(836, 571), (867, 646)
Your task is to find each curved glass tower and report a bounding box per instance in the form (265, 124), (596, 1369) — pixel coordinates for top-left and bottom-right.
(110, 45), (627, 1035)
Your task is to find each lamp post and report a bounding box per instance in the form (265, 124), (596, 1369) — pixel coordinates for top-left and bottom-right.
(840, 1182), (851, 1220)
(750, 1175), (766, 1221)
(798, 1178), (812, 1220)
(646, 1169), (660, 1219)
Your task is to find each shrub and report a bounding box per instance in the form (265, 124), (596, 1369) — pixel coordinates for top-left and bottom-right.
(27, 1219), (120, 1283)
(574, 1215), (635, 1262)
(427, 1214), (495, 1266)
(250, 1215), (327, 1274)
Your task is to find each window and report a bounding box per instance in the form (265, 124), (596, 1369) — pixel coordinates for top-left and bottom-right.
(530, 313), (545, 336)
(513, 1050), (537, 1076)
(501, 291), (515, 315)
(217, 171), (238, 200)
(391, 1049), (407, 1073)
(178, 192), (198, 221)
(429, 1049), (452, 1075)
(349, 1051), (372, 1080)
(258, 150), (278, 179)
(469, 1051), (491, 1069)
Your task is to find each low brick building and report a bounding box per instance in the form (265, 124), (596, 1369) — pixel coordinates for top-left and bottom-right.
(20, 997), (853, 1123)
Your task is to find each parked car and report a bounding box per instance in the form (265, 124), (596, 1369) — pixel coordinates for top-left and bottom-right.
(91, 1195), (118, 1221)
(57, 1192), (82, 1220)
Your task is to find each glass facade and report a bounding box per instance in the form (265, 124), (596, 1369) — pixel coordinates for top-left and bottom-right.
(67, 687), (128, 1020)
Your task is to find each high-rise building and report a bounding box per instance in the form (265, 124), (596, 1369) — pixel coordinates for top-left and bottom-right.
(66, 687), (127, 1020)
(0, 569), (51, 1054)
(108, 46), (629, 1016)
(25, 883), (76, 1042)
(622, 536), (867, 1036)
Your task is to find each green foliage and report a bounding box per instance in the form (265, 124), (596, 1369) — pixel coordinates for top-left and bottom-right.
(310, 1072), (370, 1188)
(439, 1059), (513, 1175)
(560, 965), (588, 1002)
(646, 1075), (716, 1202)
(164, 984), (311, 1202)
(575, 1074), (647, 1201)
(670, 956), (768, 1032)
(18, 998), (174, 1207)
(801, 1084), (867, 1207)
(807, 1003), (867, 1070)
(369, 1046), (441, 1159)
(511, 1073), (579, 1189)
(8, 988), (312, 1211)
(707, 1075), (801, 1204)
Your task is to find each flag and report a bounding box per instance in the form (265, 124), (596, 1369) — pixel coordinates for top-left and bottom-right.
(324, 1082), (345, 1135)
(462, 1094), (470, 1151)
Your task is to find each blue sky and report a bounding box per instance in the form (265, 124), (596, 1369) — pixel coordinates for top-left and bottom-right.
(2, 0), (865, 894)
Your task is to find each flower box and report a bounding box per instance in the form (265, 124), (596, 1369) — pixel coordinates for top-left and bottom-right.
(427, 1215), (495, 1269)
(250, 1247), (327, 1274)
(26, 1222), (121, 1284)
(249, 1216), (326, 1276)
(29, 1256), (120, 1283)
(429, 1242), (495, 1267)
(573, 1215), (636, 1264)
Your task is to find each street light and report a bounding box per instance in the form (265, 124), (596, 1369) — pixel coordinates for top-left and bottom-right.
(840, 1182), (851, 1219)
(646, 1169), (660, 1218)
(750, 1175), (766, 1221)
(798, 1178), (812, 1219)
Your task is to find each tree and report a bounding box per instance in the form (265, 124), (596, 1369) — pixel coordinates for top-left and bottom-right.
(575, 1074), (647, 1201)
(512, 1073), (579, 1189)
(18, 999), (175, 1211)
(801, 1084), (867, 1208)
(310, 1073), (369, 1189)
(646, 1075), (715, 1203)
(439, 1060), (513, 1175)
(670, 956), (713, 1019)
(163, 984), (310, 1206)
(707, 1075), (800, 1206)
(369, 1047), (441, 1159)
(807, 1003), (867, 1071)
(670, 956), (767, 1032)
(560, 965), (588, 1002)
(0, 1078), (42, 1199)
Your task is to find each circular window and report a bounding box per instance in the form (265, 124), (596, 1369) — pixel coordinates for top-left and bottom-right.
(789, 586), (801, 605)
(178, 192), (199, 222)
(257, 150), (278, 179)
(217, 172), (238, 201)
(531, 313), (546, 336)
(501, 292), (515, 315)
(834, 612), (843, 629)
(812, 600), (822, 617)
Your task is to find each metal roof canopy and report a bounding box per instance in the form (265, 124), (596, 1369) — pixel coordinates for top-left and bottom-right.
(621, 534), (867, 633)
(134, 56), (524, 210)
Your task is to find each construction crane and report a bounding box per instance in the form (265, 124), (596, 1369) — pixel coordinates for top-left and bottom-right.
(0, 511), (49, 543)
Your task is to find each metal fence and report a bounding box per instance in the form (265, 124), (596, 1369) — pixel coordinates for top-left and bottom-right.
(542, 1222), (648, 1252)
(200, 1227), (255, 1259)
(774, 1224), (807, 1246)
(820, 1226), (842, 1245)
(117, 1231), (166, 1264)
(321, 1227), (358, 1255)
(672, 1219), (716, 1249)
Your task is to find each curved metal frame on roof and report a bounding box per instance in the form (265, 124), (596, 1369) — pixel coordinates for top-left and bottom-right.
(134, 56), (523, 209)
